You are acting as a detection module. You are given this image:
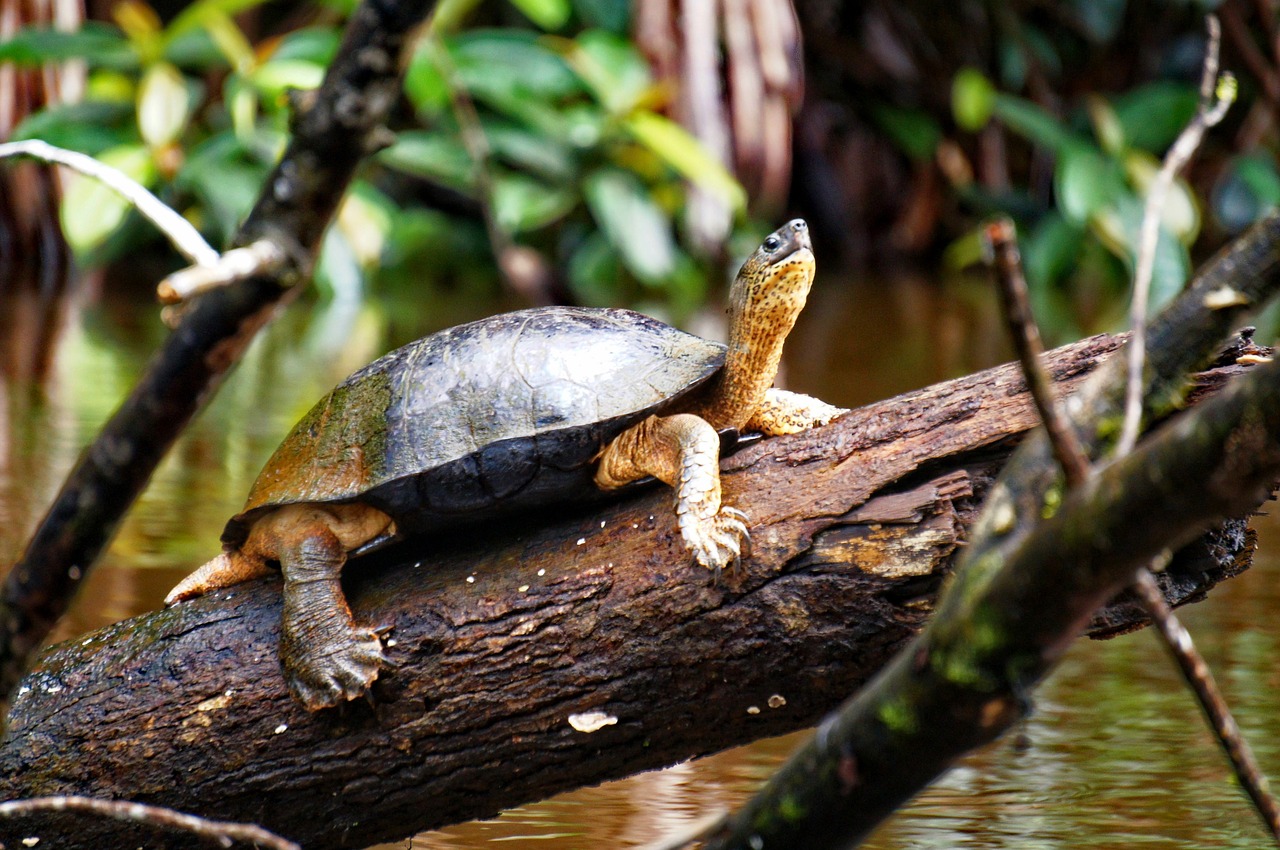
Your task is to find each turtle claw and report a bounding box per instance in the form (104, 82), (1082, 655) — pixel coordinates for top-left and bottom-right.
(284, 626), (386, 711)
(683, 506), (752, 581)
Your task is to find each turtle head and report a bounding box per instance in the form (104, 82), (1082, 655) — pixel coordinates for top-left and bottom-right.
(728, 218), (815, 336)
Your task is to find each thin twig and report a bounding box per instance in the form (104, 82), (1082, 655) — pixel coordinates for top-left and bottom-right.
(985, 218), (1280, 844)
(983, 218), (1090, 488)
(157, 240), (289, 304)
(1130, 573), (1280, 839)
(0, 139), (220, 267)
(1118, 15), (1236, 456)
(0, 795), (300, 849)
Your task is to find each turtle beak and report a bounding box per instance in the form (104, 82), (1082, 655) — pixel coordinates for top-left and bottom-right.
(774, 218), (812, 259)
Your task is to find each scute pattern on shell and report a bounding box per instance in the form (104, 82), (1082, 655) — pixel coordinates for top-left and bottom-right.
(226, 307), (726, 542)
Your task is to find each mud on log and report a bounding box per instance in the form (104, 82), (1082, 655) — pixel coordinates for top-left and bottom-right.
(0, 334), (1257, 849)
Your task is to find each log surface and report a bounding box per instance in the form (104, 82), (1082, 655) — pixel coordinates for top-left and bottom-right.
(0, 334), (1254, 848)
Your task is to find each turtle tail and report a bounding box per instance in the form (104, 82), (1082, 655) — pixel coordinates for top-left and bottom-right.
(165, 550), (273, 606)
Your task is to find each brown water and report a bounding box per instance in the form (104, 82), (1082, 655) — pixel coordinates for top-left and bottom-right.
(2, 269), (1277, 849)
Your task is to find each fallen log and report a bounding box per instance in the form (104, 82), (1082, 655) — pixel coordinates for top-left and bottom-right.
(0, 333), (1258, 848)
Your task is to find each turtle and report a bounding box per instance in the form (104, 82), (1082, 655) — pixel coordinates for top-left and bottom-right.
(166, 218), (845, 710)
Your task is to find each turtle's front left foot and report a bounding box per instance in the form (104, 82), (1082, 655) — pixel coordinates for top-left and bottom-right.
(682, 505), (751, 581)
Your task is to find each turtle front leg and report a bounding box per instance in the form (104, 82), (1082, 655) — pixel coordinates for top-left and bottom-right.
(596, 414), (748, 578)
(747, 388), (846, 436)
(275, 527), (386, 711)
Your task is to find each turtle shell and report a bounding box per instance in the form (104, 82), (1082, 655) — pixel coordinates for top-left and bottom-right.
(223, 306), (726, 549)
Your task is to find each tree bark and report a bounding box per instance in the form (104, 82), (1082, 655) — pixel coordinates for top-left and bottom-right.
(0, 334), (1259, 849)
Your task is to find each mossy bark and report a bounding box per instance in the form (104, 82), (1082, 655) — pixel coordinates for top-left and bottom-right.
(0, 338), (1258, 849)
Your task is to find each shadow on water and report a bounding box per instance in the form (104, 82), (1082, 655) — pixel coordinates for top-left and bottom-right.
(1, 260), (1277, 848)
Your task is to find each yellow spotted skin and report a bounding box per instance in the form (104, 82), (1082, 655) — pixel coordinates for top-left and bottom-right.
(596, 219), (845, 577)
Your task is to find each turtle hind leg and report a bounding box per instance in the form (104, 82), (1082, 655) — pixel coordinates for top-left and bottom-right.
(596, 413), (748, 578)
(276, 525), (385, 711)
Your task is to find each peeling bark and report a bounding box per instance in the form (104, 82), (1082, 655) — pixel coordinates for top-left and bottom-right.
(0, 335), (1257, 849)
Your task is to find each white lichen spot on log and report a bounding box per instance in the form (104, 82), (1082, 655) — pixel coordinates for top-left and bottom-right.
(768, 694), (786, 709)
(1237, 353), (1274, 365)
(518, 585), (530, 593)
(274, 723), (288, 734)
(22, 837), (39, 847)
(537, 568), (546, 576)
(568, 711), (618, 733)
(195, 693), (232, 713)
(466, 576), (475, 583)
(576, 538), (586, 545)
(512, 619), (539, 637)
(746, 706), (760, 715)
(990, 490), (1016, 535)
(1203, 286), (1250, 309)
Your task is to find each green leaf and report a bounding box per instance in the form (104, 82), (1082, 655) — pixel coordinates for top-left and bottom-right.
(11, 101), (135, 153)
(567, 230), (621, 304)
(1110, 82), (1199, 153)
(379, 131), (475, 190)
(250, 58), (326, 100)
(1086, 95), (1125, 157)
(59, 144), (157, 254)
(164, 0), (273, 45)
(624, 111), (746, 213)
(1054, 145), (1124, 224)
(992, 94), (1081, 153)
(484, 121), (575, 181)
(176, 132), (270, 239)
(271, 27), (340, 64)
(952, 67), (996, 131)
(1091, 192), (1189, 315)
(559, 29), (652, 113)
(0, 23), (137, 70)
(403, 48), (449, 114)
(1023, 211), (1085, 292)
(492, 173), (576, 232)
(1212, 155), (1280, 231)
(583, 168), (676, 284)
(451, 30), (580, 100)
(870, 105), (941, 160)
(508, 0), (571, 30)
(161, 27), (226, 70)
(137, 61), (194, 148)
(571, 0), (629, 32)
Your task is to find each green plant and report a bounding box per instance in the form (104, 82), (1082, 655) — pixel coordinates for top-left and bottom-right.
(3, 0), (761, 317)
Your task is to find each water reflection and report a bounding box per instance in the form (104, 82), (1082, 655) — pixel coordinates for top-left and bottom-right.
(0, 267), (1275, 848)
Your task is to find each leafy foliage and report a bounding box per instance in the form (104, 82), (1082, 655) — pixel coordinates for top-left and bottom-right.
(5, 0), (752, 315)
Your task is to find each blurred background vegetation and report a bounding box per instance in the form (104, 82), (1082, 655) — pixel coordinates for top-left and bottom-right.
(1, 0), (1278, 339)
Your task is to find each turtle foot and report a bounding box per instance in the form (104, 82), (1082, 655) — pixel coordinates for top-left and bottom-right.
(683, 506), (751, 581)
(284, 627), (386, 711)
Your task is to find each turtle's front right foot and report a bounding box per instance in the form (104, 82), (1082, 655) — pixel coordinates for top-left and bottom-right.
(283, 624), (386, 711)
(681, 506), (751, 581)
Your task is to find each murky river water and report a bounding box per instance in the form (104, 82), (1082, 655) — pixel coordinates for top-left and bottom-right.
(1, 268), (1276, 848)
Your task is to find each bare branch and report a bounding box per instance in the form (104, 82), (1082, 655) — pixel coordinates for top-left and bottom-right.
(0, 796), (299, 849)
(1118, 15), (1237, 455)
(0, 139), (220, 267)
(1129, 572), (1280, 840)
(987, 219), (1280, 844)
(983, 218), (1090, 488)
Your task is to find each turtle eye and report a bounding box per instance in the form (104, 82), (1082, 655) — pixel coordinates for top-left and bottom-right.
(763, 235), (780, 252)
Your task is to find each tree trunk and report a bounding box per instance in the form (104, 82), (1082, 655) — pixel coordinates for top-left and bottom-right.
(0, 333), (1257, 849)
